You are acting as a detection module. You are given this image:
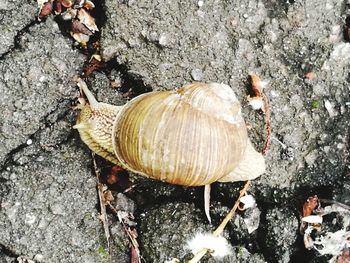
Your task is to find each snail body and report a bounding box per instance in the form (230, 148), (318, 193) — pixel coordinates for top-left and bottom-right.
(74, 81), (265, 187)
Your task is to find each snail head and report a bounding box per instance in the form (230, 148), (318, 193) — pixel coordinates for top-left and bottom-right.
(73, 79), (121, 164)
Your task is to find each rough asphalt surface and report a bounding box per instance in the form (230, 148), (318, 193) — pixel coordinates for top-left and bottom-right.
(0, 0), (349, 262)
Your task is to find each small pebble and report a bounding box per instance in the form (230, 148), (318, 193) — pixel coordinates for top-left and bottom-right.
(26, 139), (33, 145)
(33, 254), (44, 262)
(25, 213), (36, 225)
(159, 34), (169, 46)
(324, 100), (337, 117)
(191, 68), (204, 81)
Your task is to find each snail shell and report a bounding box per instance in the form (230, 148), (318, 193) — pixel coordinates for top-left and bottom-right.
(74, 81), (265, 187)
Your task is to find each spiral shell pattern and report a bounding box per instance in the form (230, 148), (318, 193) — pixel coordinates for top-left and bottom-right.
(112, 83), (248, 186)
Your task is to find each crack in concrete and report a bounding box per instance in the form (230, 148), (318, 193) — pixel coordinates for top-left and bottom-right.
(0, 243), (18, 260)
(105, 58), (153, 96)
(0, 98), (77, 174)
(0, 19), (39, 61)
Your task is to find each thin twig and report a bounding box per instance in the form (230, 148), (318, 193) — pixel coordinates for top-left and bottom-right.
(92, 154), (111, 252)
(188, 180), (251, 263)
(91, 155), (141, 262)
(213, 180), (251, 236)
(187, 248), (208, 263)
(107, 202), (141, 263)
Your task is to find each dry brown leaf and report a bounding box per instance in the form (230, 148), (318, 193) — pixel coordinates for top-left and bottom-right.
(103, 190), (114, 203)
(247, 74), (265, 112)
(71, 19), (92, 35)
(83, 55), (104, 77)
(303, 195), (320, 217)
(106, 165), (124, 185)
(76, 0), (85, 7)
(248, 74), (263, 97)
(78, 8), (98, 32)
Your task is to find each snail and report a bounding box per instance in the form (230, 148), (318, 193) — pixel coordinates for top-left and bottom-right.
(74, 79), (265, 222)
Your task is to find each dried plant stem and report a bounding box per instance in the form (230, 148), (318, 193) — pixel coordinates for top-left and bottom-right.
(262, 94), (271, 156)
(92, 157), (141, 262)
(188, 248), (208, 263)
(188, 180), (251, 263)
(213, 180), (251, 236)
(92, 154), (111, 252)
(107, 202), (142, 263)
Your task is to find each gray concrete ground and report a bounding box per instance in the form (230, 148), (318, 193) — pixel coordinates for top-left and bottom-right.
(0, 0), (37, 57)
(0, 0), (349, 262)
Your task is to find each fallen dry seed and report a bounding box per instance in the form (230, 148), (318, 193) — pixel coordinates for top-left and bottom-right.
(247, 96), (264, 111)
(61, 0), (73, 8)
(39, 2), (53, 18)
(84, 0), (95, 9)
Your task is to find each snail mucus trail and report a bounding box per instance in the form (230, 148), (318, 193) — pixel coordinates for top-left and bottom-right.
(74, 79), (265, 222)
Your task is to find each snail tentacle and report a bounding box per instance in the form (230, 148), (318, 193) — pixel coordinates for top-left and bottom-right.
(204, 184), (212, 223)
(77, 78), (99, 108)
